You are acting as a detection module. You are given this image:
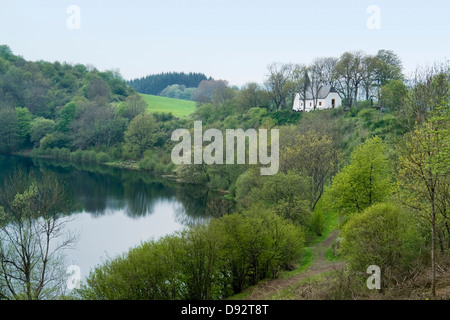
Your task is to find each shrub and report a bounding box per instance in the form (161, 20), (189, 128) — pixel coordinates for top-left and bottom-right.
(358, 108), (376, 126)
(348, 107), (359, 117)
(372, 113), (397, 130)
(213, 208), (305, 290)
(176, 165), (209, 184)
(59, 148), (71, 159)
(50, 147), (61, 158)
(78, 235), (186, 300)
(164, 162), (175, 174)
(70, 150), (83, 163)
(82, 150), (97, 163)
(30, 117), (56, 147)
(340, 203), (423, 286)
(77, 209), (305, 300)
(96, 152), (111, 164)
(310, 209), (326, 236)
(357, 100), (372, 109)
(153, 162), (165, 175)
(109, 146), (122, 160)
(266, 109), (301, 125)
(29, 148), (41, 157)
(209, 175), (229, 190)
(138, 157), (156, 171)
(39, 132), (71, 150)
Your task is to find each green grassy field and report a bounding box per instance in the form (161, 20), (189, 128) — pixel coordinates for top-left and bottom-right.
(140, 94), (196, 118)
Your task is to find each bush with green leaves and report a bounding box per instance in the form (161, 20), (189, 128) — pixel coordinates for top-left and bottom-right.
(69, 149), (84, 163)
(79, 235), (186, 300)
(358, 108), (377, 126)
(76, 209), (305, 300)
(310, 209), (326, 236)
(81, 150), (97, 163)
(340, 202), (423, 285)
(96, 152), (111, 163)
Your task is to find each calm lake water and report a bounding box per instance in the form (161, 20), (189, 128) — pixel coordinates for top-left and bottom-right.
(0, 155), (217, 280)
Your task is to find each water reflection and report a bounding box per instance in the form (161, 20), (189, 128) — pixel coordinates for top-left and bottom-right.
(0, 155), (234, 277)
(0, 156), (220, 225)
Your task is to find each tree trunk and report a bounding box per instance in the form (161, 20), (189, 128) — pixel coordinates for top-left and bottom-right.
(431, 200), (436, 298)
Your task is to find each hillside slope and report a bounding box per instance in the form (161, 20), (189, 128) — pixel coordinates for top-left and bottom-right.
(140, 93), (196, 118)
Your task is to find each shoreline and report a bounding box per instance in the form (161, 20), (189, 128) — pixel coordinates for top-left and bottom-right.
(7, 150), (231, 196)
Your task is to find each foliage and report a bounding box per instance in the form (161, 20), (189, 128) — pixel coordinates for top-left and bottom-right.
(128, 72), (209, 96)
(402, 64), (449, 125)
(192, 79), (230, 104)
(340, 203), (423, 285)
(56, 101), (77, 133)
(139, 152), (174, 175)
(71, 100), (127, 150)
(0, 108), (20, 153)
(159, 84), (197, 101)
(120, 94), (147, 120)
(264, 62), (294, 111)
(265, 109), (301, 125)
(0, 170), (76, 300)
(79, 235), (185, 300)
(281, 129), (336, 210)
(15, 107), (33, 146)
(0, 46), (133, 156)
(76, 209), (305, 300)
(1, 44), (448, 300)
(380, 79), (408, 111)
(310, 209), (326, 236)
(124, 114), (160, 159)
(322, 136), (392, 220)
(176, 164), (209, 185)
(236, 82), (271, 112)
(396, 107), (450, 297)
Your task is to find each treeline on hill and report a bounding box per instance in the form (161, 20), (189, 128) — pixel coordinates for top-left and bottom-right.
(265, 49), (404, 111)
(128, 71), (211, 99)
(0, 44), (143, 159)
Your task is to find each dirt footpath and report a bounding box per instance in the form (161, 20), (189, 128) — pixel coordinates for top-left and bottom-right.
(245, 230), (342, 300)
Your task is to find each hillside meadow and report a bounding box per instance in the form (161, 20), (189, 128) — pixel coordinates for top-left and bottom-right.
(140, 94), (196, 118)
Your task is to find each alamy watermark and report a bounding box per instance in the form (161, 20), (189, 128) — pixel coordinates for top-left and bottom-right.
(171, 121), (279, 175)
(366, 265), (381, 290)
(366, 5), (381, 30)
(66, 5), (81, 30)
(66, 265), (81, 290)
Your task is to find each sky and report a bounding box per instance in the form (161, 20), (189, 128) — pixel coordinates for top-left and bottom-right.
(0, 0), (448, 86)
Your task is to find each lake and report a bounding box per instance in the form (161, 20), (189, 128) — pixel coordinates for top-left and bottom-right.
(0, 155), (219, 281)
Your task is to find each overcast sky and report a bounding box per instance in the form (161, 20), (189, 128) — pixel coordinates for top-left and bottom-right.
(0, 0), (448, 86)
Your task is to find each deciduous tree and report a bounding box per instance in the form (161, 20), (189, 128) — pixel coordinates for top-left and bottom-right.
(397, 110), (450, 298)
(265, 62), (294, 111)
(124, 113), (159, 158)
(323, 136), (392, 219)
(281, 129), (336, 210)
(0, 108), (20, 153)
(0, 170), (77, 300)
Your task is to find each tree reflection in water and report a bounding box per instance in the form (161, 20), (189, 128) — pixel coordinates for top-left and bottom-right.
(0, 155), (228, 226)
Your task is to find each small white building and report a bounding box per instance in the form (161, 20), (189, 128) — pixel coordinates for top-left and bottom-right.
(292, 85), (342, 112)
